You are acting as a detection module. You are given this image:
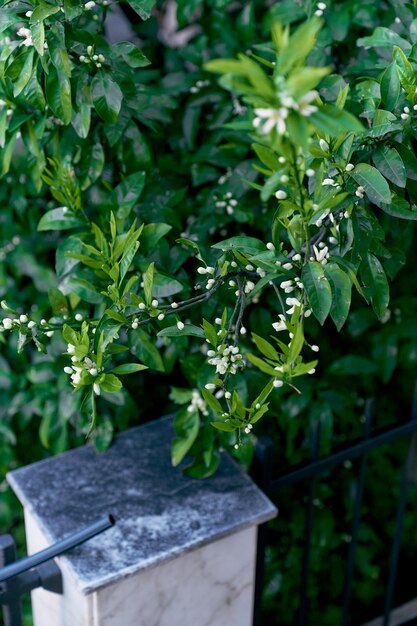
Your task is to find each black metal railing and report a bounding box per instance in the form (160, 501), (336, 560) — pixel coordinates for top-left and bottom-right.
(252, 383), (417, 626)
(0, 514), (115, 626)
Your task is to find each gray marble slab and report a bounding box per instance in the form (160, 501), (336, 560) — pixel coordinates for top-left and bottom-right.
(8, 415), (277, 595)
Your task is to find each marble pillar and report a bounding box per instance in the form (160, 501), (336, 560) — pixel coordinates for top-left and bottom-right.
(8, 416), (277, 626)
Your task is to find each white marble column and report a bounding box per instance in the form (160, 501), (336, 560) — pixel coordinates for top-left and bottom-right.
(8, 416), (277, 626)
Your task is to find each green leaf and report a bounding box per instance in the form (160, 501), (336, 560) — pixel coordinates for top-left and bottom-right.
(212, 236), (265, 255)
(301, 261), (332, 325)
(143, 262), (154, 306)
(252, 333), (279, 361)
(357, 27), (411, 51)
(126, 0), (156, 19)
(201, 388), (223, 415)
(329, 355), (377, 376)
(92, 73), (123, 123)
(172, 407), (200, 466)
(45, 65), (72, 125)
(310, 105), (364, 136)
(379, 195), (417, 221)
(324, 263), (352, 331)
(211, 421), (237, 432)
(6, 47), (34, 97)
(140, 223), (172, 254)
(372, 147), (406, 188)
(158, 324), (205, 338)
(109, 363), (148, 375)
(38, 208), (83, 231)
(351, 163), (391, 208)
(288, 323), (304, 364)
(360, 253), (389, 320)
(380, 62), (400, 111)
(112, 171), (146, 220)
(112, 42), (150, 67)
(246, 353), (278, 376)
(48, 287), (69, 315)
(30, 1), (61, 21)
(99, 374), (123, 393)
(129, 328), (165, 372)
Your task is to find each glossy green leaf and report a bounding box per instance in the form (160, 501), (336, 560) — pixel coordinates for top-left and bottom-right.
(351, 163), (391, 207)
(324, 263), (352, 330)
(380, 62), (400, 110)
(372, 147), (406, 188)
(92, 73), (123, 123)
(301, 261), (332, 325)
(38, 208), (83, 231)
(360, 253), (389, 319)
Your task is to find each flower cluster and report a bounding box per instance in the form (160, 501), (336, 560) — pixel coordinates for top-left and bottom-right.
(207, 343), (244, 376)
(215, 191), (238, 215)
(64, 345), (102, 394)
(190, 79), (210, 94)
(187, 389), (208, 416)
(253, 90), (318, 136)
(79, 46), (105, 68)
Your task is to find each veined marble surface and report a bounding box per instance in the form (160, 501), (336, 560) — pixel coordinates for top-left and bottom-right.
(8, 415), (277, 595)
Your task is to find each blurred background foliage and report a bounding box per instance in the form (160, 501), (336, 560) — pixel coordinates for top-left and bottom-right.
(1, 0), (417, 624)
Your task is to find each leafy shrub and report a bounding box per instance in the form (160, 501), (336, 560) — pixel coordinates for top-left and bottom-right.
(1, 0), (417, 623)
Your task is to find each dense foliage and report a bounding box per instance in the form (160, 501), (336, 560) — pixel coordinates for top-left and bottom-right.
(1, 0), (417, 623)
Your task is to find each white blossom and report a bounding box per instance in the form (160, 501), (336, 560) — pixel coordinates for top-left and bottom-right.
(345, 163), (354, 172)
(93, 382), (101, 395)
(266, 242), (275, 250)
(273, 379), (284, 388)
(253, 107), (288, 135)
(313, 244), (329, 264)
(3, 318), (13, 329)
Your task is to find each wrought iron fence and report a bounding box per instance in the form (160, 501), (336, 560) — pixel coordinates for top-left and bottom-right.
(252, 383), (417, 626)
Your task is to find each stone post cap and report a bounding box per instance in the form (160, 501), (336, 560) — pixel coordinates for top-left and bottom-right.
(7, 416), (277, 595)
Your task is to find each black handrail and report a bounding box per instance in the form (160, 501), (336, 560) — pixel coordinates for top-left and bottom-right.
(0, 514), (115, 584)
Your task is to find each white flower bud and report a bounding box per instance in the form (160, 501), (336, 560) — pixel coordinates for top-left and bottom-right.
(79, 55), (86, 62)
(311, 345), (320, 352)
(345, 163), (354, 172)
(275, 190), (287, 200)
(282, 262), (293, 270)
(157, 313), (165, 321)
(278, 156), (286, 164)
(177, 321), (185, 330)
(171, 302), (178, 309)
(151, 299), (158, 307)
(28, 321), (36, 329)
(138, 302), (146, 310)
(67, 344), (75, 353)
(197, 267), (207, 274)
(93, 383), (101, 395)
(89, 368), (98, 376)
(280, 174), (289, 183)
(87, 45), (93, 56)
(64, 367), (73, 375)
(3, 318), (12, 329)
(308, 368), (316, 375)
(84, 1), (96, 9)
(19, 314), (28, 323)
(266, 242), (275, 250)
(205, 383), (216, 390)
(240, 326), (246, 335)
(306, 168), (315, 177)
(273, 379), (283, 388)
(75, 313), (83, 321)
(319, 139), (328, 151)
(25, 10), (33, 16)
